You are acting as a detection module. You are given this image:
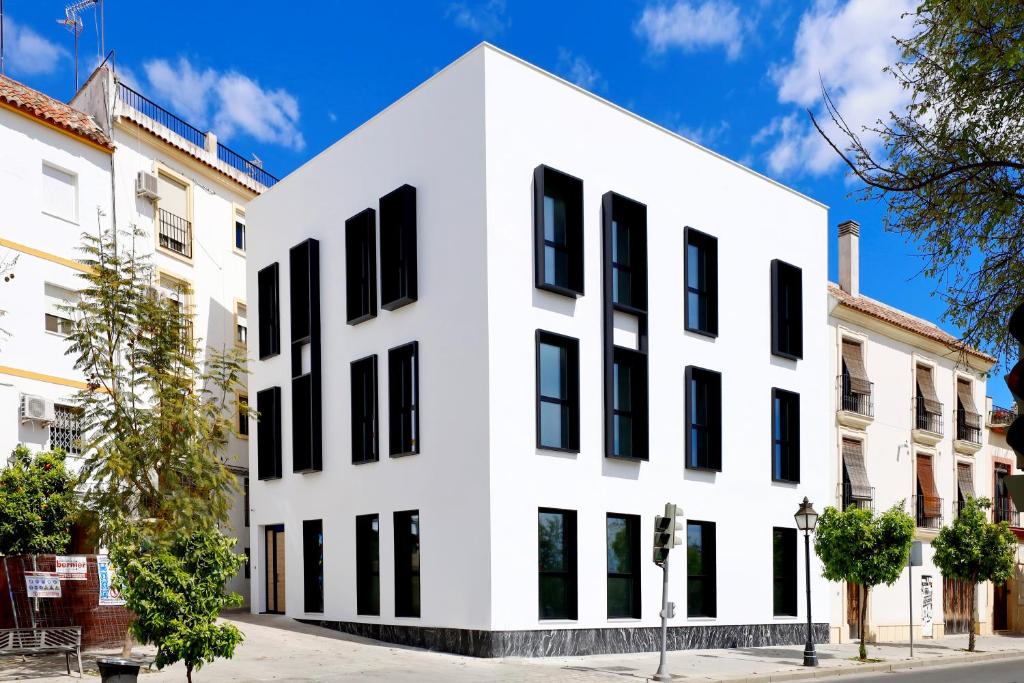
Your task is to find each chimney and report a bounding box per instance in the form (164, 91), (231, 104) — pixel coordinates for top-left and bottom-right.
(838, 220), (860, 296)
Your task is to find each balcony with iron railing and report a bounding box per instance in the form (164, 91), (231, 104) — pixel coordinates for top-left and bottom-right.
(837, 482), (874, 512)
(836, 375), (874, 429)
(913, 398), (944, 446)
(115, 82), (278, 188)
(994, 497), (1022, 527)
(990, 404), (1018, 431)
(954, 409), (983, 454)
(158, 209), (192, 259)
(912, 495), (943, 530)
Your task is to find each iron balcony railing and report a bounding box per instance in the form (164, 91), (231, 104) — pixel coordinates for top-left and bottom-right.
(837, 483), (874, 512)
(994, 497), (1021, 527)
(837, 375), (874, 417)
(990, 405), (1018, 429)
(158, 209), (192, 258)
(912, 495), (943, 529)
(914, 399), (944, 436)
(116, 82), (278, 187)
(954, 410), (982, 444)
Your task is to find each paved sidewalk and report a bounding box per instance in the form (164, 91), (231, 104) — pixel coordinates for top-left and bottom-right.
(4, 614), (1024, 682)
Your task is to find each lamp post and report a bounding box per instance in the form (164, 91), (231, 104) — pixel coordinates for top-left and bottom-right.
(794, 496), (819, 667)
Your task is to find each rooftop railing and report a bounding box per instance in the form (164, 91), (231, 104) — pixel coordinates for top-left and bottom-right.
(216, 142), (279, 187)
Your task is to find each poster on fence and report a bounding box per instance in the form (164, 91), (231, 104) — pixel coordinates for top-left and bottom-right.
(55, 555), (88, 581)
(25, 571), (62, 598)
(97, 556), (125, 606)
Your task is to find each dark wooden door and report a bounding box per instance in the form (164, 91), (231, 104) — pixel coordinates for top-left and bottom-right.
(944, 577), (971, 634)
(994, 583), (1009, 631)
(265, 525), (286, 614)
(847, 582), (861, 639)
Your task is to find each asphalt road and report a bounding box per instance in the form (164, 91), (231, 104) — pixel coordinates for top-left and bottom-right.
(819, 657), (1024, 683)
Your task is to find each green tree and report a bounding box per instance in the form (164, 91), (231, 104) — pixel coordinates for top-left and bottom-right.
(814, 503), (915, 660)
(932, 497), (1016, 652)
(0, 446), (80, 555)
(110, 527), (245, 683)
(813, 0), (1024, 360)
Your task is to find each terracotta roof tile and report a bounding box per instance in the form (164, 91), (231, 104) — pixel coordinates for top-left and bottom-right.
(0, 75), (113, 150)
(828, 283), (996, 363)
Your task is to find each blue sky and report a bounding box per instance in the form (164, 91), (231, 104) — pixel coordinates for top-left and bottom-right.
(3, 0), (1010, 400)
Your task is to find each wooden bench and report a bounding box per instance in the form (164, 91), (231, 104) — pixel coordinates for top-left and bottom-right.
(0, 626), (83, 677)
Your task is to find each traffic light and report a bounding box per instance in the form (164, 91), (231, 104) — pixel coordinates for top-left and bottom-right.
(1001, 303), (1024, 507)
(653, 503), (683, 565)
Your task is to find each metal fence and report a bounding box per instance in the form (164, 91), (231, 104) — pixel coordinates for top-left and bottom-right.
(837, 376), (873, 417)
(217, 142), (279, 187)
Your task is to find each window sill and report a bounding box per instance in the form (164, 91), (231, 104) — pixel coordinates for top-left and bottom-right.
(44, 330), (71, 339)
(687, 616), (717, 622)
(773, 615), (799, 620)
(537, 444), (580, 455)
(536, 282), (583, 299)
(685, 464), (722, 473)
(612, 301), (647, 317)
(382, 295), (418, 311)
(684, 325), (718, 339)
(352, 458), (380, 466)
(538, 619), (578, 625)
(233, 247), (246, 258)
(389, 451), (419, 459)
(294, 467), (324, 475)
(235, 434), (249, 441)
(605, 454), (648, 463)
(257, 475), (282, 482)
(41, 210), (79, 226)
(346, 312), (377, 326)
(606, 617), (642, 623)
(258, 351), (281, 361)
(772, 477), (800, 485)
(771, 350), (802, 362)
(155, 245), (195, 267)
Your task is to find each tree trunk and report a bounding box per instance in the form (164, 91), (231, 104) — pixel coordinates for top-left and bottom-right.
(969, 581), (977, 652)
(859, 585), (868, 660)
(120, 628), (133, 658)
(187, 663), (193, 683)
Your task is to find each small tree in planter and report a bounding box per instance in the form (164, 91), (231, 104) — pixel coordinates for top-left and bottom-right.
(814, 503), (915, 660)
(0, 446), (79, 555)
(932, 497), (1016, 652)
(110, 526), (245, 683)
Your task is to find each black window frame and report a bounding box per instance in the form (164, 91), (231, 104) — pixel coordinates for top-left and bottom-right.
(610, 348), (649, 460)
(302, 518), (324, 614)
(238, 394), (249, 437)
(290, 239), (322, 474)
(686, 520), (717, 618)
(770, 259), (803, 360)
(684, 227), (718, 337)
(608, 201), (648, 312)
(345, 208), (378, 325)
(535, 330), (580, 453)
(380, 184), (418, 310)
(388, 342), (419, 457)
(244, 546), (250, 579)
(394, 509), (421, 618)
(351, 355), (379, 464)
(356, 513), (380, 616)
(256, 386), (282, 480)
(534, 165), (584, 298)
(772, 388), (801, 483)
(257, 263), (280, 359)
(772, 527), (798, 617)
(606, 513), (640, 619)
(685, 366), (722, 471)
(538, 507), (577, 620)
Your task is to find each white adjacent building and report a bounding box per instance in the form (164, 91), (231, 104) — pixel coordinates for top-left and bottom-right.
(247, 44), (831, 656)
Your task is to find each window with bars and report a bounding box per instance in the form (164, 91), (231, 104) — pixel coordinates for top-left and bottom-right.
(49, 404), (82, 455)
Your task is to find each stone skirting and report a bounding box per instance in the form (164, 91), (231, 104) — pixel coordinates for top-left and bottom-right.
(298, 619), (831, 658)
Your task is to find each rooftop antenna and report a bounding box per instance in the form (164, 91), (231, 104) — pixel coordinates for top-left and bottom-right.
(250, 154), (263, 169)
(58, 0), (104, 92)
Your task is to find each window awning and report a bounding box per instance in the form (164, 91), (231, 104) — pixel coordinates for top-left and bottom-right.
(956, 380), (981, 428)
(916, 366), (942, 415)
(841, 340), (871, 395)
(957, 463), (974, 501)
(842, 439), (872, 500)
(917, 455), (942, 517)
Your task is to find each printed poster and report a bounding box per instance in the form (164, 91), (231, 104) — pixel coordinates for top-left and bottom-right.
(921, 575), (934, 637)
(25, 571), (62, 598)
(97, 556), (125, 606)
(55, 555), (88, 581)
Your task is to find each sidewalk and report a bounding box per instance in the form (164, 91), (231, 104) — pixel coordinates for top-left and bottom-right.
(4, 614), (1024, 682)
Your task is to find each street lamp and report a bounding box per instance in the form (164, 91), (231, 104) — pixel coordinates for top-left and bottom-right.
(794, 496), (819, 667)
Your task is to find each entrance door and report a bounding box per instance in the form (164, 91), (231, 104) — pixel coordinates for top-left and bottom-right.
(994, 583), (1009, 631)
(944, 577), (971, 634)
(846, 582), (861, 640)
(265, 525), (286, 614)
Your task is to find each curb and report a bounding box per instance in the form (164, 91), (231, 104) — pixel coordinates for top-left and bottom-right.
(643, 650), (1024, 682)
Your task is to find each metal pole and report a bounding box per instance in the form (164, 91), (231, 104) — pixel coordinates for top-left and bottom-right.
(653, 557), (671, 682)
(803, 530), (818, 666)
(909, 556), (914, 658)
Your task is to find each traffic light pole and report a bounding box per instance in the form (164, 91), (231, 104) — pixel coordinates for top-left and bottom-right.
(653, 556), (671, 682)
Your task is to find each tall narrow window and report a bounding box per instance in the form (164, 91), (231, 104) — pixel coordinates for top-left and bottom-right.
(291, 239), (322, 473)
(772, 527), (797, 617)
(156, 172), (191, 257)
(345, 208), (377, 325)
(394, 510), (420, 618)
(302, 519), (323, 613)
(351, 355), (378, 464)
(611, 216), (648, 310)
(356, 514), (380, 615)
(235, 302), (248, 348)
(606, 514), (640, 619)
(243, 477), (249, 528)
(389, 342), (419, 456)
(684, 228), (718, 336)
(380, 184), (418, 310)
(538, 508), (577, 620)
(48, 404), (81, 455)
(234, 208), (246, 252)
(257, 263), (280, 359)
(772, 388), (800, 483)
(770, 260), (803, 359)
(534, 165), (584, 296)
(686, 520), (716, 618)
(256, 386), (282, 480)
(42, 162), (78, 223)
(536, 331), (580, 452)
(612, 349), (648, 459)
(44, 283), (78, 336)
(685, 366), (722, 471)
(238, 395), (249, 437)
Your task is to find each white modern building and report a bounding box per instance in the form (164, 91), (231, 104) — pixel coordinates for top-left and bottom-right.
(247, 43), (831, 656)
(0, 67), (271, 598)
(827, 219), (1015, 642)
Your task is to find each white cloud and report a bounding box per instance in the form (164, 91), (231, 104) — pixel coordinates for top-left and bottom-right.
(635, 1), (746, 61)
(557, 49), (603, 92)
(447, 0), (509, 37)
(755, 0), (917, 176)
(677, 120), (730, 147)
(140, 57), (304, 151)
(3, 18), (68, 76)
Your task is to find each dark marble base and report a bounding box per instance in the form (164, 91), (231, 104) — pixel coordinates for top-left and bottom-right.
(298, 619), (830, 658)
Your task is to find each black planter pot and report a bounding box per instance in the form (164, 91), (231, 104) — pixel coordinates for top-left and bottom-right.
(97, 657), (142, 683)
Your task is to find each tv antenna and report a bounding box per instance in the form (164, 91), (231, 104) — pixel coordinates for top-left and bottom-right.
(58, 0), (104, 91)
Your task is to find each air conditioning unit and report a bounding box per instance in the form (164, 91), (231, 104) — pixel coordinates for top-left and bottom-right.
(136, 171), (160, 200)
(20, 394), (55, 423)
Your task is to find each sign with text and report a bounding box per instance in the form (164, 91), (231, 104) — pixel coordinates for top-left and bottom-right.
(25, 572), (62, 598)
(55, 555), (88, 581)
(96, 556), (125, 606)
